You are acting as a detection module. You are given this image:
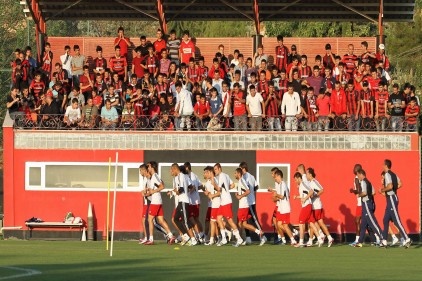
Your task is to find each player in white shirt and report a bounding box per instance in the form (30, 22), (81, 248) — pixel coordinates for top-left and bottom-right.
(144, 162), (175, 245)
(270, 170), (297, 246)
(239, 161), (263, 245)
(202, 166), (221, 245)
(171, 163), (197, 246)
(293, 172), (322, 247)
(234, 168), (266, 246)
(306, 167), (334, 247)
(174, 81), (194, 131)
(213, 163), (244, 247)
(184, 162), (205, 243)
(349, 164), (363, 246)
(138, 164), (150, 244)
(269, 167), (287, 245)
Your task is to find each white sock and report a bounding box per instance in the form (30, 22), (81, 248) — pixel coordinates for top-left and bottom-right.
(328, 235), (333, 240)
(149, 236), (153, 241)
(278, 234), (282, 239)
(299, 239), (304, 244)
(282, 237), (286, 243)
(210, 237), (214, 243)
(233, 229), (241, 239)
(167, 232), (173, 238)
(355, 236), (360, 242)
(254, 229), (261, 235)
(220, 229), (227, 240)
(392, 234), (397, 239)
(291, 237), (297, 244)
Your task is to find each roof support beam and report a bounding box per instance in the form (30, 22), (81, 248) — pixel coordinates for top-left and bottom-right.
(114, 0), (159, 21)
(44, 0), (85, 21)
(219, 0), (254, 21)
(264, 0), (302, 21)
(253, 0), (260, 34)
(168, 0), (197, 21)
(331, 0), (377, 23)
(379, 0), (384, 39)
(156, 0), (167, 34)
(26, 0), (47, 62)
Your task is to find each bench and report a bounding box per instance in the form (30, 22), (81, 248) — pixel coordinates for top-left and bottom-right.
(25, 222), (84, 239)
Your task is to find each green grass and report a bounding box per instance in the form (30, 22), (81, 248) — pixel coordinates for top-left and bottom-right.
(0, 240), (421, 281)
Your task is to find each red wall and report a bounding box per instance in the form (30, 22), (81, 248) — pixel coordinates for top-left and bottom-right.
(4, 147), (420, 235)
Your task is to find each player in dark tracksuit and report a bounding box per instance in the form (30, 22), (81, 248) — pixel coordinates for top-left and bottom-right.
(379, 159), (412, 248)
(354, 169), (386, 248)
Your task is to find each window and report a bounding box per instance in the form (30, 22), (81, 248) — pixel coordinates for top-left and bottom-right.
(25, 162), (140, 191)
(256, 164), (291, 191)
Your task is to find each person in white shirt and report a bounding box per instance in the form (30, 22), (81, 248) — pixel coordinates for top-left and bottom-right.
(60, 45), (72, 84)
(281, 82), (301, 131)
(171, 163), (197, 246)
(213, 163), (244, 247)
(63, 98), (81, 128)
(144, 161), (175, 245)
(234, 168), (266, 246)
(174, 81), (194, 131)
(184, 162), (205, 243)
(246, 85), (265, 131)
(203, 166), (220, 246)
(306, 167), (335, 247)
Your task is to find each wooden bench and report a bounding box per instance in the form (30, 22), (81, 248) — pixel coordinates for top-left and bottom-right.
(25, 222), (84, 239)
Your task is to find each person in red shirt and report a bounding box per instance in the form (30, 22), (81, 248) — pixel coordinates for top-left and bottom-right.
(264, 82), (282, 131)
(79, 65), (94, 102)
(142, 45), (159, 79)
(179, 30), (195, 65)
(109, 46), (128, 82)
(298, 55), (312, 79)
(193, 94), (210, 130)
(342, 44), (358, 77)
(187, 57), (199, 84)
(93, 46), (107, 75)
(132, 47), (145, 80)
(323, 43), (335, 70)
(41, 42), (53, 82)
(376, 44), (390, 72)
(367, 67), (381, 93)
(405, 97), (420, 132)
(374, 82), (390, 131)
(29, 72), (45, 102)
(197, 56), (208, 84)
(114, 27), (131, 58)
(353, 62), (366, 91)
(303, 87), (318, 131)
(232, 83), (247, 131)
(153, 29), (166, 60)
(316, 88), (331, 131)
(345, 80), (361, 131)
(330, 81), (347, 130)
(360, 41), (376, 67)
(91, 87), (103, 110)
(275, 35), (289, 72)
(359, 81), (374, 130)
(208, 58), (225, 80)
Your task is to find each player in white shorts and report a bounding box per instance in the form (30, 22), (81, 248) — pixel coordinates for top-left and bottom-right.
(269, 167), (287, 245)
(203, 166), (221, 245)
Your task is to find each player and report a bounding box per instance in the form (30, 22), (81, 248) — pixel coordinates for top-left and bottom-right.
(203, 166), (220, 245)
(353, 169), (386, 248)
(184, 162), (205, 243)
(171, 163), (197, 246)
(348, 164), (362, 246)
(234, 168), (266, 246)
(306, 167), (334, 247)
(213, 163), (244, 247)
(293, 172), (321, 247)
(379, 159), (412, 248)
(271, 170), (297, 246)
(144, 162), (175, 245)
(138, 164), (150, 244)
(239, 162), (263, 244)
(269, 167), (287, 245)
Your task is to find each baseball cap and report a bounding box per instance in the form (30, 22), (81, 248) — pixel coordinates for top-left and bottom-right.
(379, 44), (385, 50)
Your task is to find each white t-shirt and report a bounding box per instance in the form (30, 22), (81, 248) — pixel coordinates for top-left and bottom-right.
(384, 172), (400, 196)
(60, 53), (73, 76)
(360, 179), (369, 202)
(176, 89), (194, 115)
(298, 182), (312, 207)
(140, 175), (149, 205)
(281, 91), (301, 116)
(65, 106), (81, 122)
(309, 179), (323, 210)
(206, 178), (221, 208)
(221, 91), (232, 116)
(237, 178), (250, 208)
(189, 172), (201, 205)
(246, 93), (264, 116)
(148, 173), (163, 205)
(243, 172), (256, 205)
(173, 172), (190, 203)
(276, 181), (290, 214)
(217, 172), (233, 206)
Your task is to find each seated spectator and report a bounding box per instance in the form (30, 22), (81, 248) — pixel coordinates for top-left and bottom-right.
(68, 86), (85, 108)
(405, 97), (420, 132)
(121, 101), (135, 129)
(40, 91), (60, 128)
(193, 94), (210, 130)
(79, 97), (99, 129)
(7, 86), (23, 122)
(91, 87), (103, 110)
(63, 98), (81, 129)
(154, 110), (174, 131)
(101, 99), (119, 129)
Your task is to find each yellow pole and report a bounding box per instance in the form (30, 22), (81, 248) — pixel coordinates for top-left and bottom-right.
(106, 157), (111, 250)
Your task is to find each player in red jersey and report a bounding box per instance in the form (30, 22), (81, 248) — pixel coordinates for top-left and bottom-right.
(153, 29), (166, 60)
(342, 44), (358, 77)
(114, 27), (131, 58)
(29, 72), (45, 102)
(376, 44), (390, 72)
(345, 80), (361, 131)
(142, 45), (159, 79)
(109, 46), (128, 82)
(41, 42), (53, 82)
(275, 35), (289, 72)
(179, 30), (195, 65)
(360, 81), (374, 130)
(93, 46), (107, 76)
(374, 81), (390, 131)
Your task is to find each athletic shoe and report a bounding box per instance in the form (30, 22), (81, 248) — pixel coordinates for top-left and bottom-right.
(317, 238), (324, 247)
(198, 236), (204, 244)
(353, 243), (363, 248)
(391, 236), (399, 246)
(404, 238), (412, 249)
(294, 243), (306, 248)
(205, 240), (215, 246)
(245, 237), (252, 245)
(328, 238), (334, 248)
(168, 236), (176, 245)
(379, 241), (388, 248)
(291, 241), (297, 247)
(349, 242), (357, 247)
(399, 238), (405, 247)
(306, 241), (313, 247)
(227, 231), (233, 242)
(139, 238), (148, 245)
(189, 239), (198, 246)
(274, 238), (282, 245)
(217, 239), (227, 247)
(293, 228), (299, 237)
(144, 240), (154, 245)
(233, 238), (243, 247)
(180, 238), (190, 246)
(259, 235), (267, 246)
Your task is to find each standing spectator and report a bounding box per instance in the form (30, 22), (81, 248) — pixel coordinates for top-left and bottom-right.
(137, 35), (150, 57)
(376, 44), (390, 72)
(71, 45), (85, 87)
(298, 55), (312, 79)
(93, 46), (107, 75)
(306, 66), (323, 93)
(25, 46), (38, 83)
(179, 30), (195, 65)
(246, 85), (265, 131)
(264, 82), (281, 131)
(253, 45), (268, 68)
(330, 81), (347, 130)
(342, 44), (358, 77)
(159, 49), (171, 77)
(360, 41), (376, 67)
(304, 87), (318, 131)
(142, 45), (159, 79)
(232, 83), (247, 131)
(275, 35), (289, 72)
(6, 87), (23, 121)
(167, 30), (181, 65)
(359, 81), (374, 130)
(174, 81), (194, 131)
(405, 97), (419, 132)
(101, 99), (119, 129)
(40, 42), (53, 82)
(193, 94), (210, 130)
(322, 43), (335, 70)
(345, 80), (361, 131)
(374, 82), (390, 131)
(114, 27), (131, 58)
(153, 29), (166, 60)
(60, 45), (72, 85)
(132, 47), (145, 80)
(79, 65), (94, 102)
(316, 88), (331, 131)
(29, 71), (45, 102)
(281, 82), (301, 131)
(320, 67), (336, 94)
(288, 45), (300, 64)
(109, 46), (128, 82)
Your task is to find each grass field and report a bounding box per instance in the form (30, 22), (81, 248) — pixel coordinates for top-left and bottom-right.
(0, 240), (421, 281)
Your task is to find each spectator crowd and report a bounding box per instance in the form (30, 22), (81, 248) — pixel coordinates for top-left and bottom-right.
(7, 27), (420, 132)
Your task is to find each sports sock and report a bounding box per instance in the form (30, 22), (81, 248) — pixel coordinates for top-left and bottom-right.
(149, 236), (153, 241)
(254, 229), (261, 235)
(299, 239), (304, 244)
(277, 234), (282, 239)
(220, 229), (227, 240)
(327, 235), (333, 240)
(167, 232), (173, 238)
(355, 236), (359, 242)
(233, 229), (241, 240)
(391, 234), (397, 239)
(281, 237), (286, 243)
